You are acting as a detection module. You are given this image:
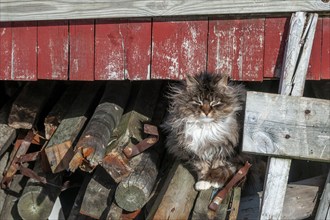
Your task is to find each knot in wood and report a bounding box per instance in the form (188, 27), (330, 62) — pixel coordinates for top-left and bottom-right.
(285, 134), (291, 139)
(304, 109), (311, 114)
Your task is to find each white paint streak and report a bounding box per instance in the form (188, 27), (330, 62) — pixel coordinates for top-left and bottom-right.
(1, 28), (6, 36)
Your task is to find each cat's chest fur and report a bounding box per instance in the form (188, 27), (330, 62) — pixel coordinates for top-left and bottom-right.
(183, 117), (233, 157)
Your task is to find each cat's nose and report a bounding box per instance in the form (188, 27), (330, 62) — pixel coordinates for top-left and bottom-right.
(201, 104), (211, 116)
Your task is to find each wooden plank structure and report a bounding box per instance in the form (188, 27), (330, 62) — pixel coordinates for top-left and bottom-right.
(0, 1), (330, 220)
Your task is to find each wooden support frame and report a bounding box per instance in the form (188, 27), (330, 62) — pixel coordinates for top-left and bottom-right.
(1, 1), (329, 22)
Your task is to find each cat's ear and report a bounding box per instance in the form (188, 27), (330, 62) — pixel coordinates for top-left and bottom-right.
(217, 74), (229, 87)
(185, 74), (199, 91)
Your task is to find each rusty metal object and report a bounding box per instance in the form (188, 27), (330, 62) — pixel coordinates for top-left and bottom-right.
(122, 124), (159, 159)
(208, 161), (252, 212)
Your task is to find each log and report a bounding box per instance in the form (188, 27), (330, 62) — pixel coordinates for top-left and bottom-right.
(0, 100), (16, 157)
(69, 81), (131, 172)
(255, 12), (318, 220)
(243, 92), (330, 162)
(17, 156), (63, 220)
(45, 82), (102, 173)
(44, 83), (81, 140)
(315, 170), (330, 220)
(102, 81), (162, 182)
(8, 81), (56, 129)
(114, 90), (167, 212)
(79, 166), (116, 219)
(147, 161), (198, 220)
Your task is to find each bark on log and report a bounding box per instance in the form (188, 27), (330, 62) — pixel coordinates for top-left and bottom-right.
(44, 84), (81, 140)
(102, 81), (162, 183)
(0, 101), (16, 157)
(147, 161), (198, 220)
(79, 166), (116, 219)
(69, 81), (131, 172)
(17, 156), (63, 220)
(45, 83), (102, 173)
(8, 81), (56, 129)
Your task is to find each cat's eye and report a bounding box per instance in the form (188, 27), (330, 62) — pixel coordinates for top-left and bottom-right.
(210, 101), (222, 107)
(191, 100), (203, 106)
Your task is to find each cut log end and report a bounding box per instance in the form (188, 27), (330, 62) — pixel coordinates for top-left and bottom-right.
(115, 184), (147, 212)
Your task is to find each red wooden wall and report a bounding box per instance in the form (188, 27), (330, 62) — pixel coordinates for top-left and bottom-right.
(0, 17), (329, 81)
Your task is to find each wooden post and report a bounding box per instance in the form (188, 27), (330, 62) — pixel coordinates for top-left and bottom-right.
(102, 81), (162, 182)
(69, 81), (131, 172)
(315, 170), (330, 220)
(45, 83), (102, 173)
(17, 156), (63, 220)
(258, 12), (319, 220)
(147, 161), (198, 220)
(44, 84), (80, 140)
(79, 166), (116, 219)
(8, 81), (56, 129)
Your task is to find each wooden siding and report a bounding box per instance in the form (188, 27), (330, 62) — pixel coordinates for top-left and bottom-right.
(0, 17), (329, 81)
(0, 0), (329, 22)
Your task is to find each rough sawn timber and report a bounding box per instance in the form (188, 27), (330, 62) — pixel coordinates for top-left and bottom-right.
(1, 0), (329, 22)
(315, 170), (330, 219)
(243, 91), (330, 162)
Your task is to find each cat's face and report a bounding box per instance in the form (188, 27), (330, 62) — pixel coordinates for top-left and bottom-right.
(179, 74), (238, 122)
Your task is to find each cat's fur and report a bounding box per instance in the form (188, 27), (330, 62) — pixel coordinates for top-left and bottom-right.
(163, 72), (249, 190)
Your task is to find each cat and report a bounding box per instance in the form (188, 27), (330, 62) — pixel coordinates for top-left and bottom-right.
(163, 72), (249, 191)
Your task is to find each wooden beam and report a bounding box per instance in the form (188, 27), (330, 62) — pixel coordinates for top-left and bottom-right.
(243, 92), (330, 162)
(0, 101), (16, 157)
(315, 170), (330, 220)
(1, 0), (329, 22)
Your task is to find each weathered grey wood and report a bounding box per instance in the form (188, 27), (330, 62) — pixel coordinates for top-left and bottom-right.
(279, 12), (306, 95)
(256, 11), (319, 220)
(238, 175), (326, 219)
(44, 84), (80, 140)
(228, 187), (241, 220)
(69, 81), (131, 172)
(102, 81), (162, 183)
(8, 81), (56, 129)
(243, 92), (330, 162)
(79, 166), (116, 219)
(148, 161), (198, 220)
(0, 101), (16, 157)
(1, 0), (329, 21)
(45, 83), (102, 173)
(0, 152), (9, 212)
(316, 170), (330, 220)
(17, 158), (63, 220)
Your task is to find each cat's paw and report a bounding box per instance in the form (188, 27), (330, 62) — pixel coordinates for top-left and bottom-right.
(195, 180), (212, 191)
(210, 182), (224, 189)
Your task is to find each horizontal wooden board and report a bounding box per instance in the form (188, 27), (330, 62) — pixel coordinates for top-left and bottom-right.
(243, 91), (330, 162)
(1, 1), (329, 22)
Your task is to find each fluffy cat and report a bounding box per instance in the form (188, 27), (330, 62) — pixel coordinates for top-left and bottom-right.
(163, 72), (249, 190)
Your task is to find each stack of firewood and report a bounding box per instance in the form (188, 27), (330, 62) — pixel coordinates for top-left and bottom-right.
(0, 80), (243, 220)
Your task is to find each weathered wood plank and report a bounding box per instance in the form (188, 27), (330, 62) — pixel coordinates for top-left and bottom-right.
(69, 20), (94, 80)
(207, 18), (264, 81)
(45, 83), (102, 173)
(8, 81), (56, 129)
(0, 101), (16, 157)
(0, 152), (9, 211)
(79, 166), (116, 219)
(37, 20), (69, 80)
(1, 1), (329, 22)
(148, 161), (198, 220)
(243, 91), (330, 162)
(152, 19), (208, 79)
(316, 170), (330, 220)
(321, 17), (330, 79)
(0, 21), (37, 80)
(307, 18), (322, 80)
(263, 17), (289, 78)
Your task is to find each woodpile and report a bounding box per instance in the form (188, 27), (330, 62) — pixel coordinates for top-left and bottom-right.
(0, 80), (328, 220)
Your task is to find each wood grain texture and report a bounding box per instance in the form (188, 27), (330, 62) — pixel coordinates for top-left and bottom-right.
(95, 20), (151, 80)
(243, 91), (330, 162)
(208, 18), (264, 81)
(38, 20), (69, 80)
(69, 20), (94, 80)
(321, 17), (330, 79)
(0, 21), (37, 80)
(152, 19), (208, 79)
(1, 1), (329, 22)
(263, 17), (289, 78)
(315, 170), (330, 220)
